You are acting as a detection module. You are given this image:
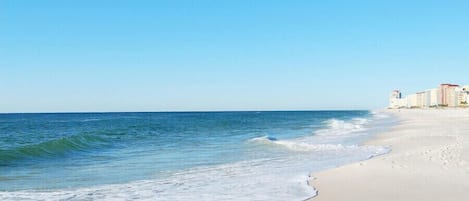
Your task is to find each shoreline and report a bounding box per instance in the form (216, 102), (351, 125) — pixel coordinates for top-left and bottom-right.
(307, 109), (469, 201)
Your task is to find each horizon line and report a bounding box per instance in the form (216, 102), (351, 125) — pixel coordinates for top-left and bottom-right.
(0, 108), (373, 114)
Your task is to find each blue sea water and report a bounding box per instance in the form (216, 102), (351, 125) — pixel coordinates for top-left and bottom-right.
(0, 111), (395, 200)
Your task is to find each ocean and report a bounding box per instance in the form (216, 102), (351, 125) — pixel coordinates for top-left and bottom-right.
(0, 111), (395, 200)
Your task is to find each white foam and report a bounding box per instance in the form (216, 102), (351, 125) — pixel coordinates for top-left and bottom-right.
(0, 142), (389, 201)
(0, 113), (393, 201)
(250, 136), (362, 152)
(0, 158), (318, 201)
(370, 110), (391, 119)
(314, 117), (369, 138)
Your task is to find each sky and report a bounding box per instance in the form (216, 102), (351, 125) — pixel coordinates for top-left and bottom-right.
(1, 0), (469, 112)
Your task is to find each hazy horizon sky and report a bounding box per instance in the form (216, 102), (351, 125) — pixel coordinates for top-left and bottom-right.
(1, 0), (469, 113)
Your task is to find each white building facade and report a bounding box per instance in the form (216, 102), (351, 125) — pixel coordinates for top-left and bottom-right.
(388, 90), (402, 109)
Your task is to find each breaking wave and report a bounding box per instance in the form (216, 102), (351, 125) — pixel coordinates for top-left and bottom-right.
(0, 134), (108, 165)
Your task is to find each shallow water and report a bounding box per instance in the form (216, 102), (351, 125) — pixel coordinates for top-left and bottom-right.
(0, 111), (395, 200)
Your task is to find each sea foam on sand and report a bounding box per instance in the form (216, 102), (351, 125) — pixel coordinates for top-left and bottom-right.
(309, 109), (469, 201)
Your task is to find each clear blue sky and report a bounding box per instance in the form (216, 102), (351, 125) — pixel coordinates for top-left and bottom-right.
(1, 0), (468, 112)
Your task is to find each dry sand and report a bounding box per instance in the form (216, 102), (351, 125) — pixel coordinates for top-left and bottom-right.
(308, 109), (469, 201)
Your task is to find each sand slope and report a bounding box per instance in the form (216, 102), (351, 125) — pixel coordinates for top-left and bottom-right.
(309, 109), (469, 201)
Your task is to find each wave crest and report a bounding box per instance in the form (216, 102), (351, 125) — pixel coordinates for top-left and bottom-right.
(314, 118), (369, 137)
(0, 134), (107, 165)
(248, 136), (388, 155)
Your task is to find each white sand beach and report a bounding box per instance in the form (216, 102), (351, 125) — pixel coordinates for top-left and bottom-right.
(308, 109), (469, 201)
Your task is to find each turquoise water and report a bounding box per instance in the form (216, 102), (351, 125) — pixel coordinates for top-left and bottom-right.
(0, 111), (394, 200)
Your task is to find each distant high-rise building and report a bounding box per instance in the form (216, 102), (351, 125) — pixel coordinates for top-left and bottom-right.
(389, 90), (402, 108)
(416, 92), (426, 108)
(438, 84), (460, 107)
(407, 94), (418, 108)
(424, 88), (439, 107)
(458, 85), (469, 106)
(430, 88), (439, 107)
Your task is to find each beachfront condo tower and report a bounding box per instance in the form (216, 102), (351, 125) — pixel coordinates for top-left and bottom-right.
(389, 90), (401, 109)
(438, 84), (460, 107)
